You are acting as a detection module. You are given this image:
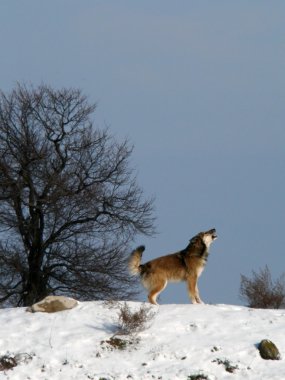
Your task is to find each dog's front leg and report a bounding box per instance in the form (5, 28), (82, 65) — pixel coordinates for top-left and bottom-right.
(195, 284), (204, 304)
(187, 276), (204, 304)
(187, 276), (198, 304)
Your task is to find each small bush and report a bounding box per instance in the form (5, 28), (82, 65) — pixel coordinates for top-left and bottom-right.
(240, 266), (285, 309)
(0, 355), (17, 371)
(212, 358), (238, 373)
(100, 302), (155, 352)
(116, 302), (156, 336)
(0, 352), (34, 372)
(187, 374), (209, 380)
(101, 336), (140, 351)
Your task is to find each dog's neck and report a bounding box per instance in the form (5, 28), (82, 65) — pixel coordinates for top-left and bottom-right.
(202, 235), (214, 250)
(184, 240), (209, 259)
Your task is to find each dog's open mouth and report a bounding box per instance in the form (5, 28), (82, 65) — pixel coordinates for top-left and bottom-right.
(209, 228), (217, 240)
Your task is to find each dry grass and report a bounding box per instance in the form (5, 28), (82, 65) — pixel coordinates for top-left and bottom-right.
(115, 302), (156, 336)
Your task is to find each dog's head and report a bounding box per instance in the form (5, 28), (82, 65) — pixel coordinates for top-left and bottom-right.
(190, 228), (217, 249)
(201, 228), (217, 248)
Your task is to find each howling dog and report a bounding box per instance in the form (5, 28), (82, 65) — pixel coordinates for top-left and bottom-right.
(128, 228), (217, 305)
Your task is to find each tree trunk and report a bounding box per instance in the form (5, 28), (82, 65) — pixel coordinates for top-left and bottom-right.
(22, 252), (48, 306)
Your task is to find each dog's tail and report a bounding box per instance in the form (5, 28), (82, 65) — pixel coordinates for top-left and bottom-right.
(128, 245), (145, 275)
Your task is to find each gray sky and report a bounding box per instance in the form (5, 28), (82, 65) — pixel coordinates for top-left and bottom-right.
(0, 1), (284, 305)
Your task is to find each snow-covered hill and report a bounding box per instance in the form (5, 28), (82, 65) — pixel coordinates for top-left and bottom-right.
(0, 301), (284, 380)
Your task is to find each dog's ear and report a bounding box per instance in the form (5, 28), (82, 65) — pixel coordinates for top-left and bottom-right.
(189, 233), (203, 246)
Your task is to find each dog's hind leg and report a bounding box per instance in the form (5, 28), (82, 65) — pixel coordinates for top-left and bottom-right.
(148, 280), (167, 305)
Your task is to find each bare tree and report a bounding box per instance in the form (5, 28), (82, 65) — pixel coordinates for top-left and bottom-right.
(240, 266), (285, 309)
(0, 84), (155, 306)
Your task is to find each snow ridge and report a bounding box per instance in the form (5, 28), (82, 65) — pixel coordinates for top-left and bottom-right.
(0, 302), (284, 379)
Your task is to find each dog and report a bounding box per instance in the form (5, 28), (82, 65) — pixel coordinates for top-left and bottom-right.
(128, 228), (217, 305)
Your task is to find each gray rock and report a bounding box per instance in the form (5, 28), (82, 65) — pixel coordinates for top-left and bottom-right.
(26, 295), (78, 313)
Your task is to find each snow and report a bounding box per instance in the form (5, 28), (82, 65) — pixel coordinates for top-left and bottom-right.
(0, 301), (284, 379)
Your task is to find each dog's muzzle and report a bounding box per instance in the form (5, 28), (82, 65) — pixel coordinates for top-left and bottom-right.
(209, 228), (217, 239)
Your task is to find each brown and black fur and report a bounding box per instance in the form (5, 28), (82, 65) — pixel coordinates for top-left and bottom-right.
(128, 228), (217, 305)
